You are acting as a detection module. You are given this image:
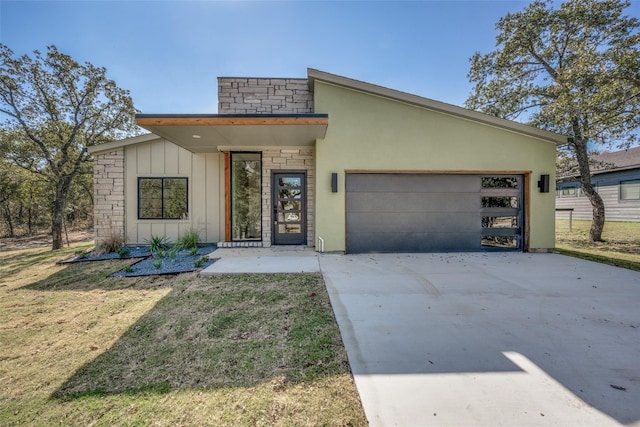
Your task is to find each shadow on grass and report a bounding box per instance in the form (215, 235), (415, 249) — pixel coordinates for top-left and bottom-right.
(20, 261), (349, 399)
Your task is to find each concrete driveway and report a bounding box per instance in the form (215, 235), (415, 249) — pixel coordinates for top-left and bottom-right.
(319, 252), (640, 427)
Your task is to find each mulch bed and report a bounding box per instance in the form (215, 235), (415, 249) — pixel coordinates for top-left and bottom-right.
(59, 245), (218, 277)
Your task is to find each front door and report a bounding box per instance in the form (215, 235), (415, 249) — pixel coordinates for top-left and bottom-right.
(273, 172), (306, 245)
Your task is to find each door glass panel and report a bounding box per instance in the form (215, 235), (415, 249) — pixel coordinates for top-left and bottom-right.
(231, 153), (261, 241)
(279, 200), (301, 210)
(278, 212), (301, 223)
(482, 236), (518, 248)
(279, 189), (301, 199)
(482, 177), (519, 189)
(481, 196), (519, 208)
(482, 216), (518, 228)
(279, 224), (301, 234)
(279, 177), (301, 187)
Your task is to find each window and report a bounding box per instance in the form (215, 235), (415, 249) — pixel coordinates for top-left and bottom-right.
(231, 153), (261, 240)
(620, 179), (640, 200)
(138, 178), (188, 219)
(560, 186), (577, 197)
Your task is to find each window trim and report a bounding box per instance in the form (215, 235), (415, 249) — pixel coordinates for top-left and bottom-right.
(138, 177), (189, 220)
(620, 179), (640, 201)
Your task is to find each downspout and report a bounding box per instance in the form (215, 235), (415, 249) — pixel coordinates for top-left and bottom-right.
(317, 236), (325, 253)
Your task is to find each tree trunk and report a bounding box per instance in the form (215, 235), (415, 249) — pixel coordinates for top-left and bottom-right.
(573, 137), (605, 242)
(2, 204), (15, 238)
(51, 177), (72, 250)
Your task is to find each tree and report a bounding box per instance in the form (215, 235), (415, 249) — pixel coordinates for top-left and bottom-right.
(466, 0), (640, 242)
(0, 44), (138, 249)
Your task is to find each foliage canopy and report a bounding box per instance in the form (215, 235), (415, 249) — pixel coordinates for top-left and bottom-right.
(0, 44), (138, 248)
(466, 0), (640, 242)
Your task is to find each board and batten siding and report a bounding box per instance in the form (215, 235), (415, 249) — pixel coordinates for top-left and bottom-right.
(124, 138), (224, 244)
(556, 169), (640, 222)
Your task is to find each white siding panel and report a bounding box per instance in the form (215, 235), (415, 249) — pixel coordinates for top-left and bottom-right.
(150, 142), (164, 174)
(125, 146), (137, 243)
(164, 142), (179, 175)
(122, 138), (223, 244)
(206, 153), (222, 242)
(179, 147), (191, 175)
(191, 154), (207, 239)
(136, 144), (151, 175)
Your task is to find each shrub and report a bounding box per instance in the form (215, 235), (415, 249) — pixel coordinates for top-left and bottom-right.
(176, 229), (200, 251)
(145, 235), (171, 253)
(96, 235), (123, 255)
(117, 246), (130, 258)
(152, 259), (163, 269)
(193, 256), (209, 268)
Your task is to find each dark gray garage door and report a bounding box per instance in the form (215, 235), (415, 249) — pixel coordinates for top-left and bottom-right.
(346, 173), (523, 253)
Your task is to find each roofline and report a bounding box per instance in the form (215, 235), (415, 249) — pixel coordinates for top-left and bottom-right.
(87, 133), (159, 154)
(136, 114), (328, 128)
(135, 113), (328, 119)
(307, 68), (567, 145)
(558, 163), (640, 180)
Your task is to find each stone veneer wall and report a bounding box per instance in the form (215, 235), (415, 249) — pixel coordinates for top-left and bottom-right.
(218, 78), (313, 114)
(93, 148), (125, 247)
(261, 148), (314, 247)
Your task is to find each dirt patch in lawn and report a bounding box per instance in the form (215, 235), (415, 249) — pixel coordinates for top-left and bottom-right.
(0, 230), (93, 252)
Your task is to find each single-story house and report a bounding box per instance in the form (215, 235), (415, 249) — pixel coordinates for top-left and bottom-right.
(556, 146), (640, 222)
(88, 69), (564, 253)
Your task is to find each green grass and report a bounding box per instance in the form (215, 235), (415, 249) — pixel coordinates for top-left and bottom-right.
(556, 219), (640, 271)
(0, 242), (366, 426)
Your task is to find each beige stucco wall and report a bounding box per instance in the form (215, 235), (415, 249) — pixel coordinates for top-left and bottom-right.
(313, 80), (557, 252)
(124, 138), (224, 244)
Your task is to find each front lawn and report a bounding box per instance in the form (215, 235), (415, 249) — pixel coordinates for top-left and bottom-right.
(555, 219), (640, 271)
(0, 242), (366, 426)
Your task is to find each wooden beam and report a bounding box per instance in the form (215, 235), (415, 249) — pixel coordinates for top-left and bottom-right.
(224, 152), (231, 242)
(136, 116), (328, 127)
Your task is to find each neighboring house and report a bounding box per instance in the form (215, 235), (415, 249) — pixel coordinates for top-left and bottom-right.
(88, 69), (564, 253)
(556, 146), (640, 222)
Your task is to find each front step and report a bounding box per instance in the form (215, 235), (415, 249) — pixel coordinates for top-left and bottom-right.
(216, 241), (264, 248)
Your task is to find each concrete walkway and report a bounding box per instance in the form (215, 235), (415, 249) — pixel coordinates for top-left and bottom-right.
(319, 252), (640, 427)
(201, 246), (320, 274)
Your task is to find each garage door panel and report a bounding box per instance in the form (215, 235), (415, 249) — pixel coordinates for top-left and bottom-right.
(347, 232), (482, 253)
(346, 173), (522, 253)
(347, 173), (478, 193)
(347, 192), (479, 213)
(348, 212), (480, 233)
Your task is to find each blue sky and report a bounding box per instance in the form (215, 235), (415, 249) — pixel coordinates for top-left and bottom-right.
(1, 0), (638, 116)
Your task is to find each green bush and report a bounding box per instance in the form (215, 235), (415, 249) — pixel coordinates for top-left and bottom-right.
(176, 229), (200, 251)
(145, 235), (171, 253)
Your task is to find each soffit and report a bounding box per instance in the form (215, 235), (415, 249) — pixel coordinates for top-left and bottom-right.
(135, 115), (328, 153)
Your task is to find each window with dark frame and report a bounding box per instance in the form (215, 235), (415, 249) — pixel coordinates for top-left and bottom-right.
(620, 179), (640, 200)
(138, 177), (188, 219)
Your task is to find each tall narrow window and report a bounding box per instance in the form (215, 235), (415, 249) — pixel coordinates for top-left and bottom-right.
(231, 153), (261, 240)
(138, 177), (188, 219)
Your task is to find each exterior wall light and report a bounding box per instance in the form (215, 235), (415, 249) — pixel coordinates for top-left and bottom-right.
(331, 173), (338, 193)
(538, 174), (550, 193)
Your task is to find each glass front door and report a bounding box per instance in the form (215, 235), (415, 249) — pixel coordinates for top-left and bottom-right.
(272, 172), (306, 245)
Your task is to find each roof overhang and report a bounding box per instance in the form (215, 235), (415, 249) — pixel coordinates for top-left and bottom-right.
(135, 114), (328, 153)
